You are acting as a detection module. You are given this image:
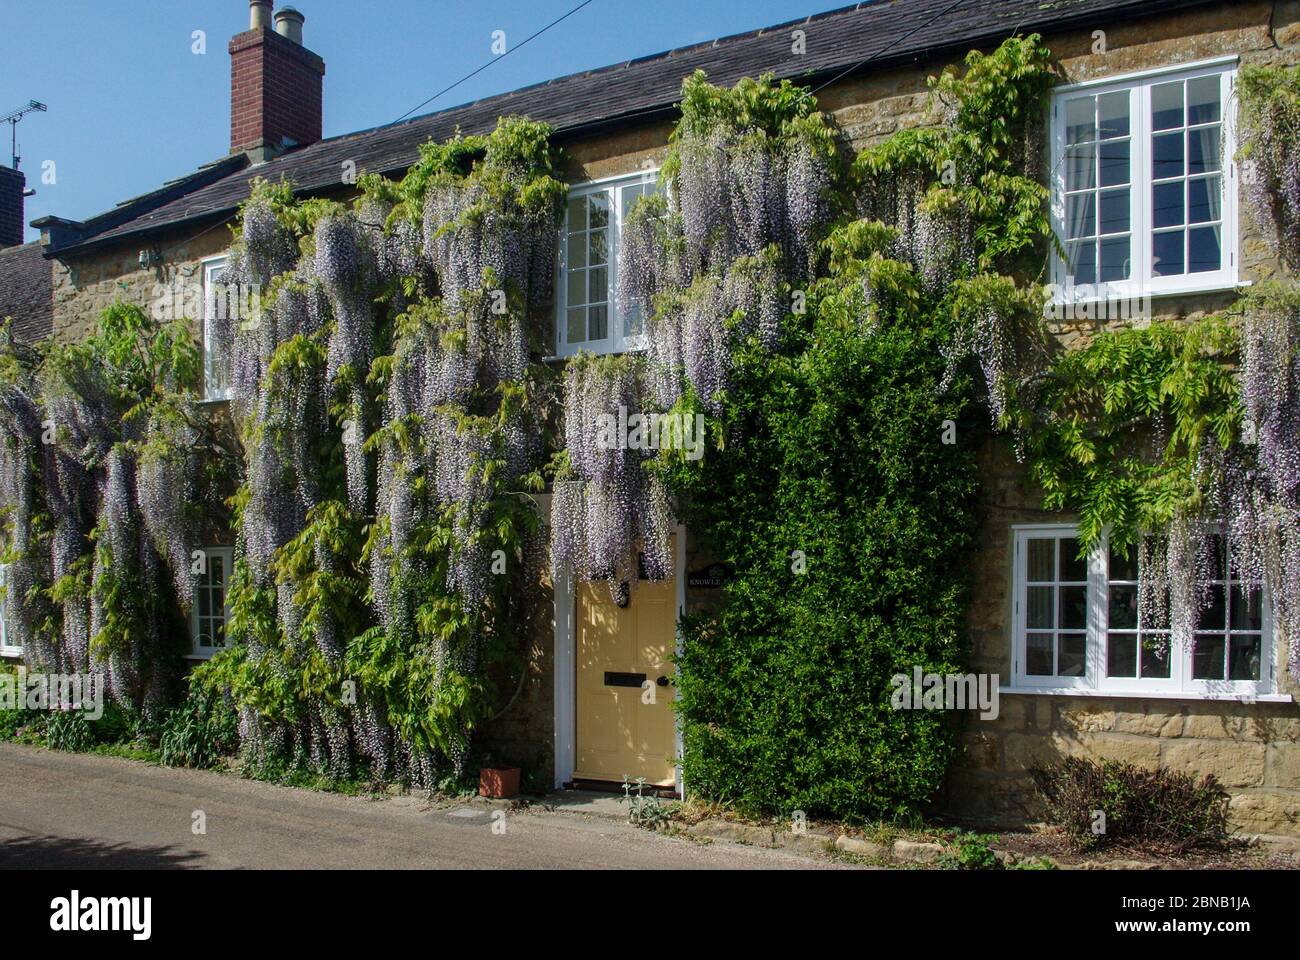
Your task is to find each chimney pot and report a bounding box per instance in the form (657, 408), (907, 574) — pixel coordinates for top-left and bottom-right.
(274, 6), (305, 44)
(249, 0), (273, 31)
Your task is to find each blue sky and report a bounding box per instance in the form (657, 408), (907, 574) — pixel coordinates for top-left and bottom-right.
(1, 0), (855, 241)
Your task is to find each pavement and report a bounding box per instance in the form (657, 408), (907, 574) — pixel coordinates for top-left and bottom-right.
(0, 743), (846, 869)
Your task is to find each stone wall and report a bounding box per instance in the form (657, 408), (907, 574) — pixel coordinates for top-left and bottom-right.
(51, 223), (232, 344)
(941, 0), (1300, 847)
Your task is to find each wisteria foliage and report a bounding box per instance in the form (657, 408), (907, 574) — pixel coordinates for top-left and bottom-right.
(558, 73), (842, 597)
(220, 180), (411, 778)
(210, 119), (561, 783)
(0, 306), (208, 711)
(618, 71), (840, 414)
(1238, 65), (1300, 272)
(551, 353), (674, 601)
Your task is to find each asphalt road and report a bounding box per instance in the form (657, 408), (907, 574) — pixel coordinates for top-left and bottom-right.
(0, 743), (839, 869)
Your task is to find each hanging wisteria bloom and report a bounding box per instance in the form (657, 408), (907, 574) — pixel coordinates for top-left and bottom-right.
(1225, 284), (1300, 678)
(1238, 66), (1300, 272)
(552, 354), (674, 600)
(620, 72), (838, 414)
(0, 302), (210, 710)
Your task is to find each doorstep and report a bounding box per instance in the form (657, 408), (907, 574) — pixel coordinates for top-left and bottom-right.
(536, 789), (631, 820)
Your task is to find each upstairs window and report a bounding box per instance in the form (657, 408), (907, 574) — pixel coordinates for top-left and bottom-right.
(203, 255), (232, 401)
(1051, 60), (1238, 300)
(555, 170), (659, 357)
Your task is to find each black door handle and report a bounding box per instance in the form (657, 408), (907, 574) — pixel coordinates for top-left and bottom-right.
(656, 675), (670, 687)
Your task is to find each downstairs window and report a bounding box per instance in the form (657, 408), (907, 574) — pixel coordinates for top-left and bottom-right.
(1011, 525), (1275, 698)
(190, 547), (233, 659)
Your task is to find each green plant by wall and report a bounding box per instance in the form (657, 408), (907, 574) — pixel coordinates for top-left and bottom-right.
(939, 830), (1001, 870)
(662, 38), (1051, 821)
(668, 274), (980, 820)
(1032, 757), (1231, 854)
(159, 681), (240, 769)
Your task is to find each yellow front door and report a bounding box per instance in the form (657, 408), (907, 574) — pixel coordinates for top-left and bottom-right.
(574, 547), (677, 787)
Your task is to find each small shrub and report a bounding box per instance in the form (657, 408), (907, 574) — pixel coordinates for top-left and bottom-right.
(620, 776), (674, 829)
(159, 685), (239, 769)
(45, 709), (96, 752)
(0, 703), (34, 740)
(940, 830), (1000, 870)
(0, 664), (31, 740)
(1031, 757), (1231, 854)
(44, 702), (139, 752)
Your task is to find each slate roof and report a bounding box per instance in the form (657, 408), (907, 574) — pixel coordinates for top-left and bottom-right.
(0, 241), (53, 343)
(50, 0), (1218, 257)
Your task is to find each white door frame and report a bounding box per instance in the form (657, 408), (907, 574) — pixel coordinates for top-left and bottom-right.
(553, 524), (686, 792)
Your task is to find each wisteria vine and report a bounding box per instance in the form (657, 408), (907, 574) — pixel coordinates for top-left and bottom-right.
(197, 118), (561, 784)
(0, 304), (212, 711)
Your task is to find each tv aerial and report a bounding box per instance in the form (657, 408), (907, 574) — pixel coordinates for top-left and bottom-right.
(3, 100), (48, 170)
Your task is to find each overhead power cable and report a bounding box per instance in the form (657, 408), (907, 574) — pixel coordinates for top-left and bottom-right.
(807, 0), (970, 98)
(391, 0), (599, 125)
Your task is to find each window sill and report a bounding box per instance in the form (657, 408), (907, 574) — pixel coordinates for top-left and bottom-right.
(544, 346), (645, 364)
(1001, 686), (1292, 704)
(1049, 279), (1249, 310)
(0, 647), (22, 658)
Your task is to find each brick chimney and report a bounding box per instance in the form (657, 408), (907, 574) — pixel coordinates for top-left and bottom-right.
(229, 2), (325, 161)
(0, 166), (26, 248)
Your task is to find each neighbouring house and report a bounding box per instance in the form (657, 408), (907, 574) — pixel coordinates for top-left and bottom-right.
(0, 157), (53, 664)
(2, 0), (1299, 845)
(0, 160), (53, 346)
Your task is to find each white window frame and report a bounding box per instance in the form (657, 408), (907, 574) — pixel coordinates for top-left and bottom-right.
(554, 169), (660, 358)
(202, 254), (233, 402)
(189, 546), (233, 660)
(0, 563), (19, 657)
(1009, 524), (1283, 701)
(1011, 524), (1096, 692)
(1050, 57), (1240, 304)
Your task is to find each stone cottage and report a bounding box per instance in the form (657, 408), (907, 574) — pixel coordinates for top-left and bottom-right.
(2, 0), (1298, 845)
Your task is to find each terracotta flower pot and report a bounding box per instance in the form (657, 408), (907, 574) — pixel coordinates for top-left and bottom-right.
(479, 766), (520, 799)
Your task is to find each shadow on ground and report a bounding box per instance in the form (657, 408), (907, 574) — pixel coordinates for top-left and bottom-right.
(0, 830), (210, 869)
